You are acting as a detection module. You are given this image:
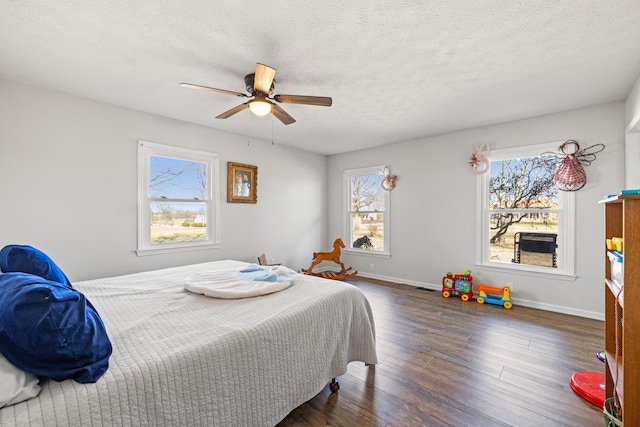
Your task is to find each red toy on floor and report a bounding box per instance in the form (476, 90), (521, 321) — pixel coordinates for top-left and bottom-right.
(441, 270), (473, 301)
(570, 371), (605, 407)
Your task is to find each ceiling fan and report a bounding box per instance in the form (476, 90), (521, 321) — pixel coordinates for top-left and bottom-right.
(180, 63), (332, 125)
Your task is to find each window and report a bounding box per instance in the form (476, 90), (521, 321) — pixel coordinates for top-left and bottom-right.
(137, 141), (220, 255)
(476, 143), (575, 277)
(344, 166), (390, 256)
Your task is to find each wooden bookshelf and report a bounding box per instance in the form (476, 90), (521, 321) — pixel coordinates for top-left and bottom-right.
(600, 194), (640, 421)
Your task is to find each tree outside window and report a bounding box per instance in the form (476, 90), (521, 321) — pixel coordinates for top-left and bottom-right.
(149, 156), (208, 244)
(489, 156), (558, 266)
(345, 166), (390, 253)
(477, 143), (575, 276)
(137, 141), (220, 255)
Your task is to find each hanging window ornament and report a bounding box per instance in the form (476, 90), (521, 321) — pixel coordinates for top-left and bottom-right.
(378, 166), (397, 191)
(543, 140), (605, 192)
(469, 143), (490, 175)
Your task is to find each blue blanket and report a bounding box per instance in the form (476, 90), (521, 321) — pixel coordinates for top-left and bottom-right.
(238, 264), (295, 282)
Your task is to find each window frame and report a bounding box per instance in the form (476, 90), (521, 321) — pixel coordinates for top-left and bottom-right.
(475, 142), (576, 279)
(343, 165), (391, 258)
(136, 140), (221, 256)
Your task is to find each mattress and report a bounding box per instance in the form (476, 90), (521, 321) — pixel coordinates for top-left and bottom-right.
(0, 260), (377, 426)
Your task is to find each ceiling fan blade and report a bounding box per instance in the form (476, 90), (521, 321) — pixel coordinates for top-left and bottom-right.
(271, 103), (296, 125)
(216, 103), (249, 119)
(273, 94), (332, 107)
(180, 82), (248, 98)
(254, 63), (276, 94)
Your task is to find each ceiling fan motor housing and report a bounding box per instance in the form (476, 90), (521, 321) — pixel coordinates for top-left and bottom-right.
(244, 73), (275, 96)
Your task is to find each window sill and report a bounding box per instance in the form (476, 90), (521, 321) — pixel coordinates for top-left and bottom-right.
(136, 243), (221, 257)
(474, 262), (576, 281)
(343, 249), (391, 259)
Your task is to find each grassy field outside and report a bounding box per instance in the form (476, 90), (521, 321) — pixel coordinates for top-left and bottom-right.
(148, 215), (555, 268)
(490, 218), (558, 266)
(151, 225), (206, 244)
(351, 217), (384, 250)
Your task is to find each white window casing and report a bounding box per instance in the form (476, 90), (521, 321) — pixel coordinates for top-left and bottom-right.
(343, 165), (391, 258)
(137, 140), (221, 256)
(475, 142), (576, 279)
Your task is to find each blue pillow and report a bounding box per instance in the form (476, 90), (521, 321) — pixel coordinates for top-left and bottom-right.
(0, 245), (72, 288)
(0, 272), (112, 383)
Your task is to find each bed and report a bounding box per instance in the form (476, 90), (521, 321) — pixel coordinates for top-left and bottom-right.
(0, 260), (378, 426)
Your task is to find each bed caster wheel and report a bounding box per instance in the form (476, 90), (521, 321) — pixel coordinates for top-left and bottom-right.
(329, 379), (339, 393)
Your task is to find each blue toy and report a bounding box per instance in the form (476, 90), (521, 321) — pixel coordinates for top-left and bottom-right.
(476, 284), (512, 309)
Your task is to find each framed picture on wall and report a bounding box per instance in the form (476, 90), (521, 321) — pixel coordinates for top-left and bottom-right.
(227, 162), (258, 203)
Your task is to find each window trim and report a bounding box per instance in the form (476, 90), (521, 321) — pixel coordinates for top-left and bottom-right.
(136, 140), (221, 256)
(475, 142), (576, 278)
(343, 165), (391, 257)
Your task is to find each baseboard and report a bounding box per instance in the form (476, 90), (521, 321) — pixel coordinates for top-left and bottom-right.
(508, 299), (604, 321)
(356, 271), (437, 289)
(355, 272), (604, 321)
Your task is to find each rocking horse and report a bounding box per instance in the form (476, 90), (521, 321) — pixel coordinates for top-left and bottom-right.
(302, 238), (357, 280)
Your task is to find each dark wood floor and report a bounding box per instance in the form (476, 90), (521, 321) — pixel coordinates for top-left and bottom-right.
(278, 276), (604, 426)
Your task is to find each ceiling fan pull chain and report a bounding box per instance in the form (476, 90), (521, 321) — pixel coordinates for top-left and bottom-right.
(247, 106), (251, 146)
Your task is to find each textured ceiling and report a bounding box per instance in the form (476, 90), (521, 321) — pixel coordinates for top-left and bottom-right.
(1, 1), (640, 155)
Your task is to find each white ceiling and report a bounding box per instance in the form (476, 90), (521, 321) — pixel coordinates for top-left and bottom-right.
(1, 1), (639, 155)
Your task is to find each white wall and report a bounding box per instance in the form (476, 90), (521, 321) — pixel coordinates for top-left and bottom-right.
(625, 74), (640, 188)
(328, 102), (626, 319)
(0, 79), (327, 281)
(0, 77), (629, 319)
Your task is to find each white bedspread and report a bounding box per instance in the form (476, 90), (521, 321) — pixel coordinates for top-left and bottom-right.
(0, 260), (377, 426)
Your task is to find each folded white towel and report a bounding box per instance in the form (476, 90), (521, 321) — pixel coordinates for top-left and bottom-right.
(184, 267), (296, 299)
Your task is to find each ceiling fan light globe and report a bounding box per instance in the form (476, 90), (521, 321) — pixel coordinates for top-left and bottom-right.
(249, 100), (272, 116)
